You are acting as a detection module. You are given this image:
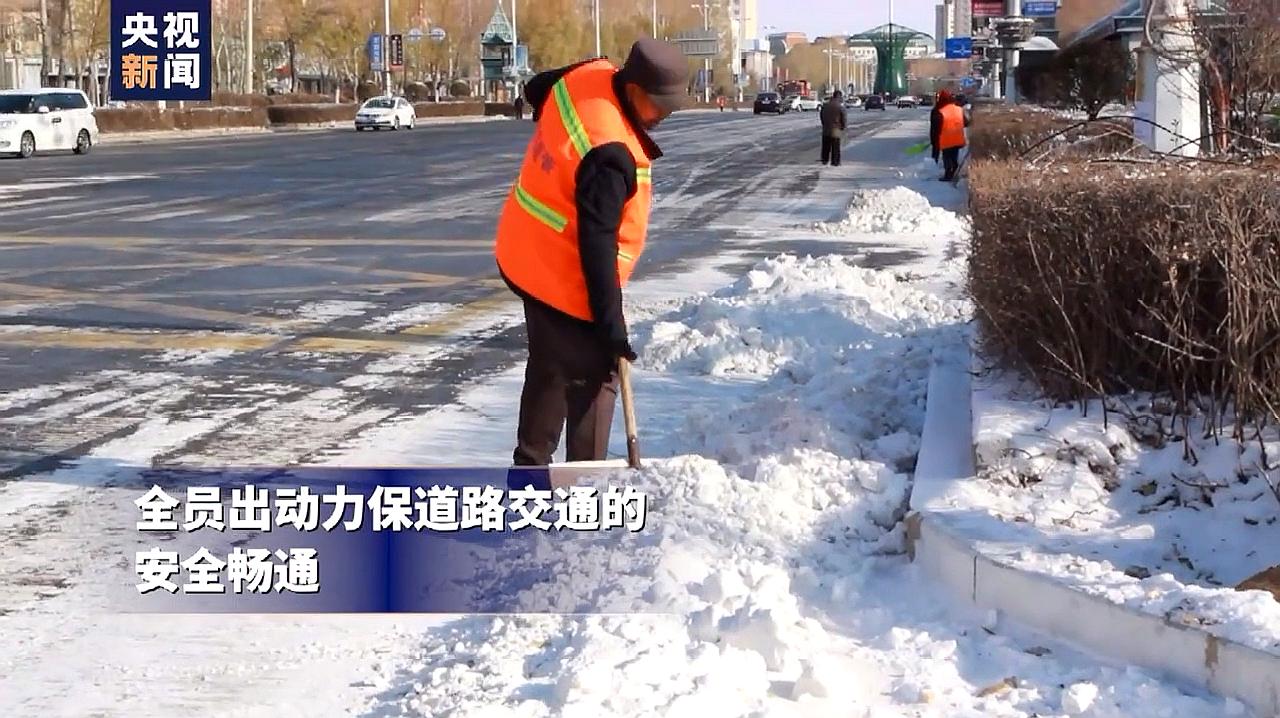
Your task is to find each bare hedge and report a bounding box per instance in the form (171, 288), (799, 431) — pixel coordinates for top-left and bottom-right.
(968, 106), (1133, 161)
(95, 106), (268, 133)
(265, 101), (489, 125)
(968, 160), (1280, 430)
(97, 100), (499, 133)
(265, 103), (356, 125)
(209, 92), (331, 107)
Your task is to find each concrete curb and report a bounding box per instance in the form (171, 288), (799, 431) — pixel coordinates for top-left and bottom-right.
(906, 343), (1280, 718)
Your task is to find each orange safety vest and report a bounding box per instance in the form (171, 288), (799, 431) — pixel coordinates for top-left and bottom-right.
(494, 59), (654, 322)
(938, 103), (966, 150)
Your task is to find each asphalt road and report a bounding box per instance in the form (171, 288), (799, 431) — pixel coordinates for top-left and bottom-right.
(0, 108), (921, 477)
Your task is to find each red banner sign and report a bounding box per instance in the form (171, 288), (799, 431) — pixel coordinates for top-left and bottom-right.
(973, 0), (1005, 16)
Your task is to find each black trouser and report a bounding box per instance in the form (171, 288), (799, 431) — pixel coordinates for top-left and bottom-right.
(821, 135), (842, 166)
(942, 146), (962, 180)
(512, 297), (618, 466)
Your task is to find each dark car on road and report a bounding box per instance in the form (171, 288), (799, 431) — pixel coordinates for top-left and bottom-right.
(864, 95), (886, 111)
(753, 92), (783, 115)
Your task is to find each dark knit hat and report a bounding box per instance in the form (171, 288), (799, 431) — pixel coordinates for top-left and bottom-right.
(616, 38), (691, 112)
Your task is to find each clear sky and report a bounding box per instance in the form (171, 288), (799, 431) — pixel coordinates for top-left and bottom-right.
(758, 0), (939, 39)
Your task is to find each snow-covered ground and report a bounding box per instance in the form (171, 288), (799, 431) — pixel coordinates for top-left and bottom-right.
(0, 134), (1256, 716)
(925, 368), (1280, 656)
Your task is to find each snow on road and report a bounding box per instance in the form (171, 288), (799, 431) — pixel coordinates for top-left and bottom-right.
(0, 128), (1250, 716)
(343, 186), (1238, 718)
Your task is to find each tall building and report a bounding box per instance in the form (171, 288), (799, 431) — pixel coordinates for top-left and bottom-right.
(731, 0), (758, 45)
(767, 31), (808, 58)
(953, 0), (973, 38)
(936, 0), (957, 42)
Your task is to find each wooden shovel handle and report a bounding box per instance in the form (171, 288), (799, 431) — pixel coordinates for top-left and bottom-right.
(618, 359), (641, 469)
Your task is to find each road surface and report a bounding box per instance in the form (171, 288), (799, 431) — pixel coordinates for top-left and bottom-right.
(0, 109), (923, 477)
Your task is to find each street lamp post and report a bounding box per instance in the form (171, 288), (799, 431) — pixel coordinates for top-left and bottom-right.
(594, 0), (602, 56)
(244, 0), (253, 94)
(762, 24), (778, 92)
(506, 0), (512, 97)
(693, 1), (711, 104)
(1004, 0), (1021, 103)
(383, 0), (392, 94)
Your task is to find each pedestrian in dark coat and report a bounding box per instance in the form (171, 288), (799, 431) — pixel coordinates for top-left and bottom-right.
(819, 91), (847, 166)
(513, 95), (525, 120)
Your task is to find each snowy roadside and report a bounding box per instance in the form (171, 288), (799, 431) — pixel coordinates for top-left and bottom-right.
(924, 367), (1280, 657)
(0, 125), (1250, 717)
(329, 172), (1245, 716)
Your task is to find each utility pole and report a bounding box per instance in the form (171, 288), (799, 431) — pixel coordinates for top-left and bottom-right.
(511, 0), (518, 98)
(244, 0), (254, 94)
(1004, 0), (1020, 103)
(38, 0), (48, 85)
(383, 0), (392, 95)
(697, 0), (710, 103)
(594, 0), (601, 57)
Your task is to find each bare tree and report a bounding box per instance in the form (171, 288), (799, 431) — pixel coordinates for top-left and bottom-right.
(1143, 0), (1280, 152)
(1046, 40), (1135, 120)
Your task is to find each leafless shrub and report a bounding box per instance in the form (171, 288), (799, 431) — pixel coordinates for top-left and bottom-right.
(968, 160), (1280, 438)
(968, 106), (1134, 160)
(96, 106), (269, 133)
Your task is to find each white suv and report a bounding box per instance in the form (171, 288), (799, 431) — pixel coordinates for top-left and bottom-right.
(0, 88), (99, 159)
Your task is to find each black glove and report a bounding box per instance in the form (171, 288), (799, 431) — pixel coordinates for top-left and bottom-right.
(932, 148), (940, 163)
(609, 338), (638, 365)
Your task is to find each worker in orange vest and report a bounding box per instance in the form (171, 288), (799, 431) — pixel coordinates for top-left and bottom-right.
(495, 38), (689, 467)
(930, 89), (972, 182)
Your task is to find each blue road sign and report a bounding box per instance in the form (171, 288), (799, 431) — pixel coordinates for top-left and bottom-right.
(1023, 1), (1058, 16)
(368, 33), (384, 71)
(945, 37), (973, 60)
(111, 0), (212, 101)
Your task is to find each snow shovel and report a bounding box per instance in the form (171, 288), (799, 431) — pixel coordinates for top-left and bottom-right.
(949, 148), (970, 187)
(540, 359), (641, 489)
(618, 358), (642, 470)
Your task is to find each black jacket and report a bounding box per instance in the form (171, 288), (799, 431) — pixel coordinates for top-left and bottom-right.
(820, 99), (847, 138)
(503, 60), (663, 350)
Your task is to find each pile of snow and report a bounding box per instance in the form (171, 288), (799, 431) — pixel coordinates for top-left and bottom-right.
(396, 253), (1239, 717)
(817, 186), (969, 237)
(939, 374), (1280, 655)
(640, 254), (967, 380)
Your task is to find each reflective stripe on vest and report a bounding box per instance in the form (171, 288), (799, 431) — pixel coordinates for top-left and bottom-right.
(494, 60), (655, 322)
(514, 182), (568, 233)
(553, 79), (593, 159)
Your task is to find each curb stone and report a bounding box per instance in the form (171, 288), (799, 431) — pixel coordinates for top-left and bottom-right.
(906, 342), (1280, 718)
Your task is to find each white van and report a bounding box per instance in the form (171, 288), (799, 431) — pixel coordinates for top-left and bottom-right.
(0, 88), (99, 159)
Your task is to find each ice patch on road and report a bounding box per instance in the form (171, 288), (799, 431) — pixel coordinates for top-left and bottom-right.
(288, 300), (376, 324)
(148, 348), (239, 367)
(362, 302), (462, 333)
(818, 186), (969, 237)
